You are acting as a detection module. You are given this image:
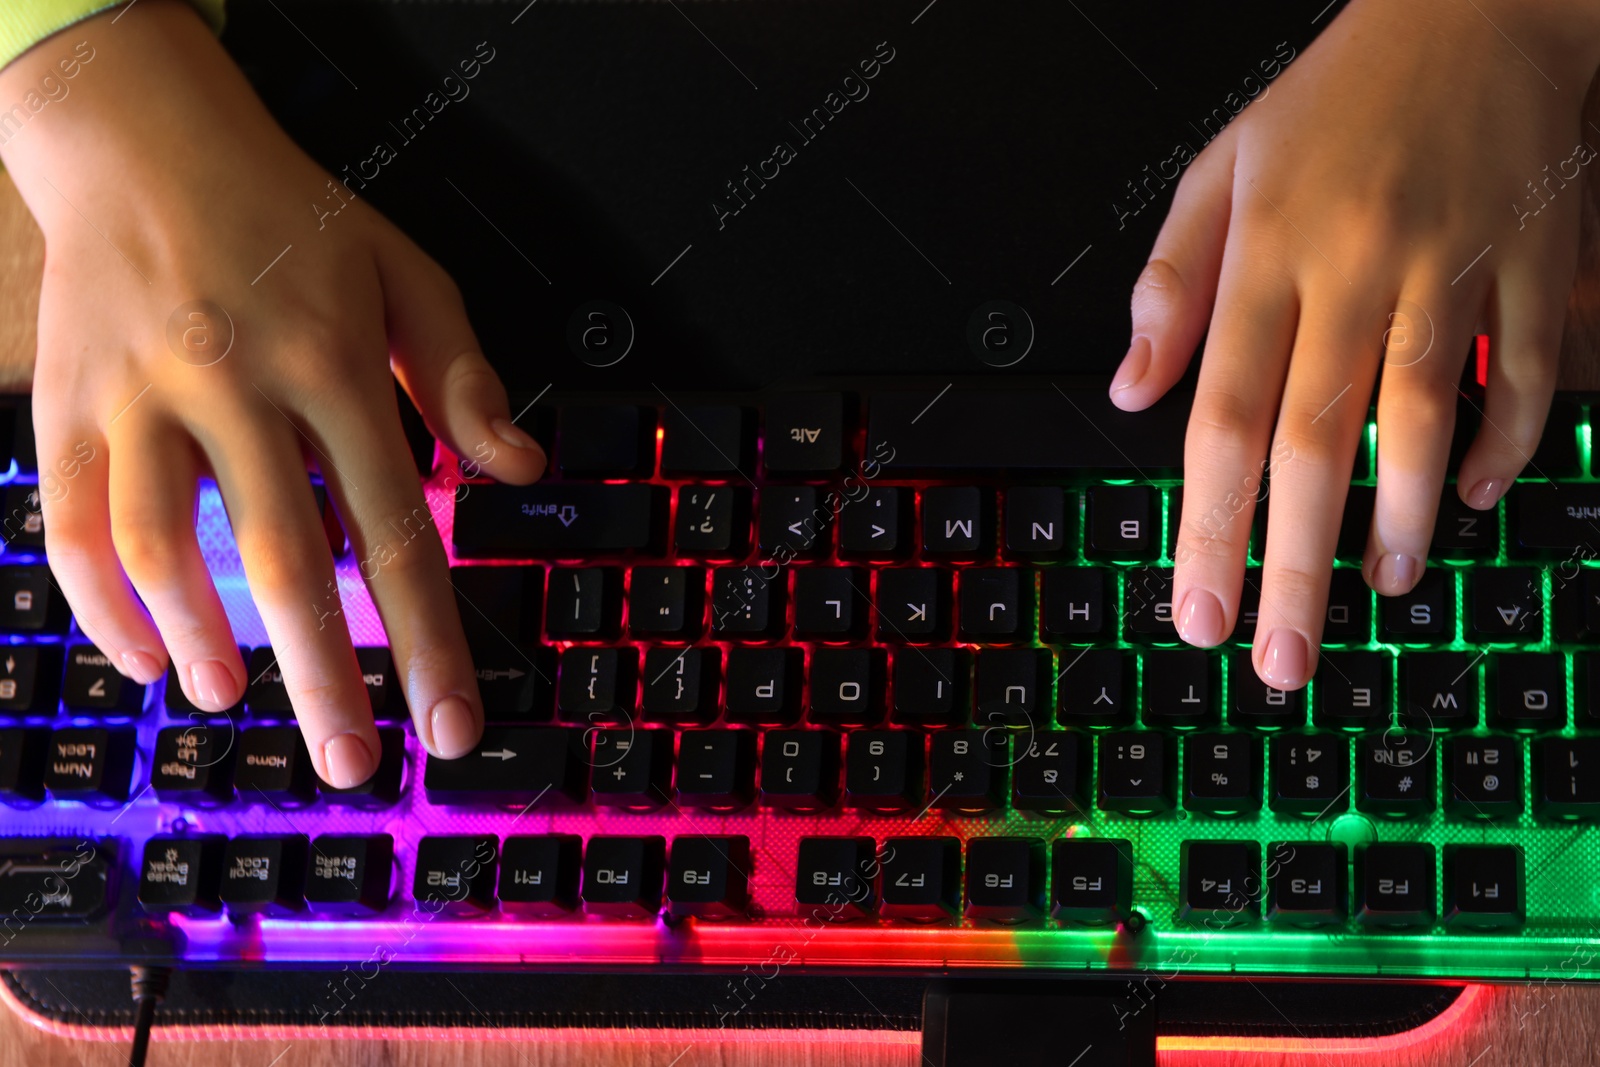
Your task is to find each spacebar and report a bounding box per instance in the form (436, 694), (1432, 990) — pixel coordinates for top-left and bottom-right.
(866, 387), (1189, 473)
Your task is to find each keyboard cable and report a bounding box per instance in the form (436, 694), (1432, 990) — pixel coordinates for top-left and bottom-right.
(127, 964), (171, 1067)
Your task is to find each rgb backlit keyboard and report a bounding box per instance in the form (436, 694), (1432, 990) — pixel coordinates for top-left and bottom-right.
(3, 386), (1600, 982)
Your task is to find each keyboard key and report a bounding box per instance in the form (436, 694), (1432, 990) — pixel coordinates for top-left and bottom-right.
(760, 730), (840, 810)
(921, 487), (991, 558)
(1014, 730), (1090, 813)
(1354, 842), (1435, 927)
(451, 567), (553, 721)
(928, 730), (1006, 812)
(423, 726), (586, 806)
(876, 568), (951, 642)
(557, 647), (637, 724)
(221, 834), (308, 916)
(354, 647), (400, 720)
(1269, 733), (1350, 818)
(44, 727), (135, 804)
(880, 836), (961, 922)
(413, 835), (498, 915)
(1488, 653), (1565, 730)
(964, 837), (1044, 924)
(1180, 840), (1260, 925)
(1432, 491), (1499, 559)
(661, 404), (753, 476)
(557, 404), (654, 476)
(1469, 568), (1542, 641)
(1531, 395), (1582, 478)
(1356, 730), (1436, 816)
(0, 485), (44, 551)
(1051, 838), (1133, 926)
(1335, 486), (1375, 561)
(1400, 653), (1478, 729)
(958, 567), (1031, 642)
(0, 726), (47, 804)
(1085, 486), (1156, 560)
(1443, 844), (1523, 928)
(1447, 735), (1523, 818)
(675, 729), (757, 809)
(759, 487), (831, 560)
(0, 644), (60, 716)
(1004, 487), (1072, 559)
(316, 728), (405, 806)
(1055, 647), (1131, 728)
(546, 566), (623, 641)
(674, 486), (751, 557)
(838, 486), (908, 559)
(710, 567), (785, 638)
(0, 839), (111, 921)
(591, 727), (674, 808)
(162, 649), (244, 719)
(667, 835), (751, 919)
(1182, 732), (1261, 815)
(890, 648), (969, 726)
(582, 835), (665, 918)
(762, 393), (845, 474)
(795, 836), (876, 920)
(244, 647), (293, 717)
(793, 567), (868, 640)
(0, 565), (70, 634)
(306, 834), (393, 916)
(1380, 569), (1453, 640)
(808, 647), (885, 724)
(234, 727), (317, 805)
(1142, 650), (1216, 728)
(974, 648), (1049, 728)
(1231, 650), (1305, 729)
(1122, 568), (1175, 639)
(499, 834), (582, 917)
(1508, 484), (1600, 557)
(1096, 731), (1172, 814)
(1040, 567), (1109, 641)
(724, 647), (803, 725)
(452, 483), (665, 558)
(641, 647), (719, 724)
(150, 724), (236, 804)
(138, 835), (225, 915)
(1312, 652), (1388, 730)
(1535, 735), (1600, 818)
(1322, 570), (1371, 642)
(61, 644), (145, 717)
(1266, 842), (1345, 926)
(845, 730), (924, 811)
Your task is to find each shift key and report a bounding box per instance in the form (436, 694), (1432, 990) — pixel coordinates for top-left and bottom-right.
(1509, 485), (1600, 557)
(453, 484), (665, 558)
(423, 726), (587, 805)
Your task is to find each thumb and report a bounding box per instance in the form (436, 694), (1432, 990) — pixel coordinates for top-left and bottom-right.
(375, 233), (547, 484)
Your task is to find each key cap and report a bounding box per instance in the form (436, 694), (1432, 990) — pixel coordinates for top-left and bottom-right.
(546, 566), (623, 641)
(244, 647), (293, 717)
(1432, 491), (1498, 559)
(558, 404), (654, 476)
(724, 647), (803, 724)
(958, 567), (1031, 642)
(845, 730), (924, 811)
(890, 648), (969, 726)
(710, 567), (785, 638)
(453, 483), (666, 558)
(965, 837), (1045, 924)
(1508, 484), (1600, 558)
(1267, 842), (1344, 926)
(1443, 844), (1523, 928)
(0, 839), (111, 922)
(43, 727), (135, 804)
(875, 567), (951, 641)
(1356, 730), (1436, 816)
(1269, 733), (1350, 818)
(150, 724), (236, 804)
(1531, 395), (1582, 478)
(760, 730), (840, 810)
(0, 727), (48, 804)
(793, 567), (868, 639)
(880, 836), (961, 922)
(1535, 735), (1600, 818)
(306, 834), (393, 916)
(1400, 653), (1478, 730)
(0, 565), (70, 634)
(1142, 650), (1216, 728)
(839, 486), (908, 559)
(1013, 730), (1089, 813)
(808, 647), (885, 724)
(1122, 568), (1175, 639)
(1354, 842), (1436, 927)
(1231, 650), (1305, 729)
(413, 835), (499, 915)
(1097, 731), (1173, 814)
(661, 404), (753, 475)
(667, 835), (751, 919)
(582, 835), (666, 918)
(1085, 486), (1156, 560)
(138, 835), (225, 915)
(1183, 732), (1261, 814)
(451, 568), (554, 722)
(591, 727), (674, 808)
(499, 834), (582, 917)
(1180, 840), (1261, 925)
(353, 647), (400, 720)
(423, 726), (586, 806)
(1335, 486), (1376, 561)
(1051, 838), (1132, 926)
(1489, 653), (1565, 730)
(1380, 569), (1454, 640)
(1056, 647), (1131, 728)
(234, 727), (317, 805)
(674, 486), (752, 557)
(628, 566), (704, 640)
(763, 393), (845, 474)
(1233, 571), (1263, 642)
(759, 486), (831, 561)
(1470, 568), (1543, 642)
(928, 729), (1006, 812)
(319, 728), (406, 806)
(1447, 734), (1523, 818)
(641, 647), (719, 724)
(163, 648), (244, 719)
(675, 729), (757, 809)
(1040, 567), (1109, 641)
(974, 648), (1048, 728)
(557, 646), (637, 724)
(61, 644), (145, 716)
(1322, 570), (1371, 642)
(221, 834), (308, 916)
(1005, 487), (1072, 559)
(0, 645), (60, 717)
(0, 485), (44, 551)
(795, 836), (876, 920)
(1311, 651), (1387, 730)
(921, 487), (992, 559)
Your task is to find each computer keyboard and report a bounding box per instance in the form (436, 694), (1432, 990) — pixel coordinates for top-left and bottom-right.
(1, 384), (1598, 982)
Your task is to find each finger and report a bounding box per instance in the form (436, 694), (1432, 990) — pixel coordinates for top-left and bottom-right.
(1364, 286), (1475, 595)
(205, 410), (378, 788)
(375, 232), (546, 484)
(107, 421), (245, 712)
(1253, 297), (1383, 690)
(1111, 126), (1237, 411)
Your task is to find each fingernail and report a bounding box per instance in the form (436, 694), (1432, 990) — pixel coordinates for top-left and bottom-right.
(1176, 589), (1227, 647)
(1110, 336), (1152, 395)
(1465, 478), (1503, 510)
(1371, 552), (1421, 594)
(430, 694), (481, 759)
(188, 659), (236, 710)
(1259, 628), (1310, 688)
(323, 733), (376, 789)
(491, 417), (540, 452)
(121, 650), (163, 685)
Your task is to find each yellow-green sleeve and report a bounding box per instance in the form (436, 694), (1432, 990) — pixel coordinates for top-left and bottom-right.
(0, 1), (226, 72)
